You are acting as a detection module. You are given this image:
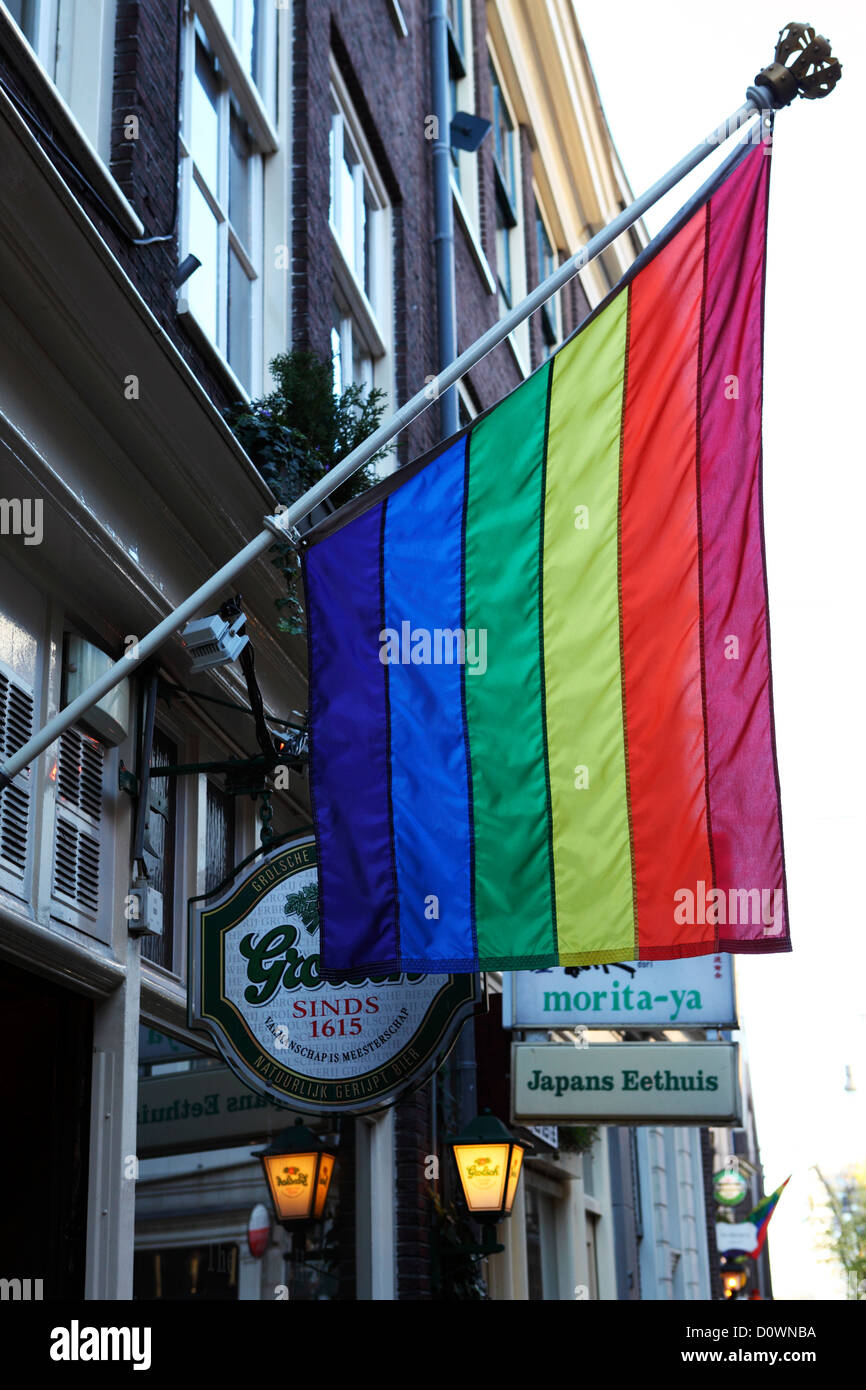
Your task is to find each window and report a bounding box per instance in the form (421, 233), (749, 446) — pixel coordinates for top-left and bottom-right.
(134, 1243), (239, 1301)
(7, 3), (49, 58)
(525, 1182), (559, 1300)
(211, 0), (265, 93)
(0, 668), (34, 894)
(630, 1126), (644, 1240)
(447, 0), (466, 57)
(179, 4), (277, 394)
(445, 0), (481, 236)
(586, 1212), (600, 1299)
(449, 69), (461, 187)
(140, 729), (178, 971)
(6, 1), (117, 159)
(329, 96), (379, 308)
(329, 73), (393, 400)
(583, 1146), (596, 1195)
(446, 0), (467, 190)
(490, 58), (516, 207)
(495, 196), (514, 308)
(331, 297), (373, 397)
(535, 201), (560, 355)
(457, 380), (476, 428)
(525, 1183), (543, 1300)
(204, 779), (235, 894)
(489, 57), (522, 321)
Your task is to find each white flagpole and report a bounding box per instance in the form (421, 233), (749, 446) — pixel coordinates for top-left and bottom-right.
(0, 89), (777, 788)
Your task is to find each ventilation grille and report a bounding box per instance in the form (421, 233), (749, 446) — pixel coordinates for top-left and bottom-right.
(57, 728), (104, 822)
(52, 727), (103, 916)
(53, 817), (100, 913)
(0, 670), (34, 877)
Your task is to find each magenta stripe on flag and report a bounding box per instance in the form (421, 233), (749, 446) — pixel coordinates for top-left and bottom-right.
(699, 146), (789, 951)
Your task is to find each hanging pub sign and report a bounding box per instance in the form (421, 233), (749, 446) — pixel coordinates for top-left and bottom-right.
(188, 836), (480, 1115)
(714, 1166), (749, 1207)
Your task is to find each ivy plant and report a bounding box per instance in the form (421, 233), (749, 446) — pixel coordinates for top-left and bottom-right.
(225, 351), (390, 637)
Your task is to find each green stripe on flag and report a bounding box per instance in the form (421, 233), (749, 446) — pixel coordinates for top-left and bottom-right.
(464, 363), (557, 965)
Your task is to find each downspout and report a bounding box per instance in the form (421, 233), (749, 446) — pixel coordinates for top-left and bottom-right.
(430, 0), (459, 439)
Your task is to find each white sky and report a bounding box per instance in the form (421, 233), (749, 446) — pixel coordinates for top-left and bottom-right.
(578, 1), (866, 1300)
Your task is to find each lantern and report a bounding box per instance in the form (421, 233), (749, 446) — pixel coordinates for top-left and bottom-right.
(254, 1119), (336, 1228)
(448, 1110), (529, 1223)
(723, 1268), (749, 1298)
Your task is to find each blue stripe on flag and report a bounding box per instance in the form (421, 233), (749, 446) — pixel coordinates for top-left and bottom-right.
(383, 436), (476, 967)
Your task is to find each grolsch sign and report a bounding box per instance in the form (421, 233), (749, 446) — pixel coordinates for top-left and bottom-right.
(188, 836), (479, 1114)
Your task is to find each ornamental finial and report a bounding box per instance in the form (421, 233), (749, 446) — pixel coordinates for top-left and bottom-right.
(748, 20), (842, 108)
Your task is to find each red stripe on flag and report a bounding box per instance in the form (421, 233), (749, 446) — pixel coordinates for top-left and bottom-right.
(620, 210), (714, 957)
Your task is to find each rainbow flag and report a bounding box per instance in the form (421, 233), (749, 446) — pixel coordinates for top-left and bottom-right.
(748, 1177), (790, 1257)
(304, 140), (789, 975)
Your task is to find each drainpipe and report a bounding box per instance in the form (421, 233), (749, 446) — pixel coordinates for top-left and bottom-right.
(430, 0), (459, 440)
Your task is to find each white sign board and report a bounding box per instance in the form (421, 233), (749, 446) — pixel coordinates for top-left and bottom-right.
(716, 1221), (757, 1255)
(503, 956), (736, 1030)
(512, 1042), (741, 1124)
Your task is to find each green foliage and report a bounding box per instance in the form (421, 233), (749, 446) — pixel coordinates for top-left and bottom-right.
(813, 1164), (866, 1298)
(225, 351), (390, 637)
(557, 1125), (599, 1155)
(429, 1192), (489, 1301)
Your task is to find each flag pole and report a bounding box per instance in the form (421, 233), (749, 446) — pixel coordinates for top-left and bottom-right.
(0, 26), (842, 789)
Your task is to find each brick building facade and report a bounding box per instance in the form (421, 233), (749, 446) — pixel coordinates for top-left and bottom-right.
(0, 0), (666, 1302)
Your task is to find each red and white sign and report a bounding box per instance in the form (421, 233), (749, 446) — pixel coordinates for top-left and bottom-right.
(247, 1202), (271, 1258)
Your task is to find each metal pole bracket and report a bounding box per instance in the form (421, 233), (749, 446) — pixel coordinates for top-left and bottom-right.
(264, 510), (304, 548)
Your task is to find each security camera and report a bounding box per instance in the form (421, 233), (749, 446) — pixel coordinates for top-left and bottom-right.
(181, 612), (249, 672)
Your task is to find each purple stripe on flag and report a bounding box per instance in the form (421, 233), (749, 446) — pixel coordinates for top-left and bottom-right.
(304, 503), (399, 972)
(699, 146), (788, 950)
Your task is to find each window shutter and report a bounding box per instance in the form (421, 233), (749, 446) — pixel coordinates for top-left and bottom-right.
(0, 669), (34, 881)
(52, 727), (104, 916)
